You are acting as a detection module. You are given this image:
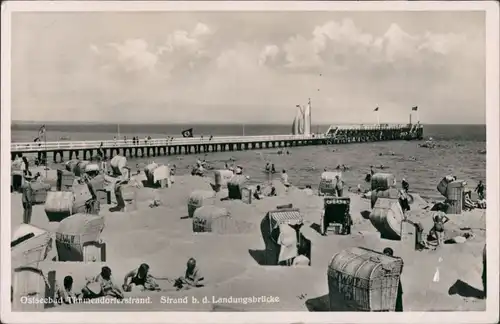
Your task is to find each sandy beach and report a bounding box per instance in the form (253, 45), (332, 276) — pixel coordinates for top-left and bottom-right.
(11, 171), (486, 312)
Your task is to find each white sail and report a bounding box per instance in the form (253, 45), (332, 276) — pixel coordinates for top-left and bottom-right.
(292, 115), (298, 135)
(297, 105), (305, 134)
(303, 100), (311, 135)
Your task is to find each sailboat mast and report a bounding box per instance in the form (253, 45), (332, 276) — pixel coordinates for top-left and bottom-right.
(309, 98), (312, 135)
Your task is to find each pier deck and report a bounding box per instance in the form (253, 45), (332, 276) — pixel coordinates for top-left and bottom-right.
(11, 124), (423, 162)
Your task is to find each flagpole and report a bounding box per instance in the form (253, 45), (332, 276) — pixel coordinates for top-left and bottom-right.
(44, 127), (47, 178)
(377, 111), (380, 126)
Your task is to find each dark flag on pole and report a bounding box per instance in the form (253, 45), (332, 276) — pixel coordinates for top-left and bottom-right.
(374, 107), (379, 112)
(181, 128), (194, 138)
(412, 106), (418, 111)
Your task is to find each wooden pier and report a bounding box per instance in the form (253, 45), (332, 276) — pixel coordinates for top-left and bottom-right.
(10, 124), (424, 162)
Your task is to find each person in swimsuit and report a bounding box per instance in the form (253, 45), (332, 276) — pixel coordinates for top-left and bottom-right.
(430, 212), (449, 247)
(122, 263), (160, 292)
(475, 180), (485, 200)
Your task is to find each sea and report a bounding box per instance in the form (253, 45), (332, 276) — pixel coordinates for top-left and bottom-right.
(11, 123), (486, 201)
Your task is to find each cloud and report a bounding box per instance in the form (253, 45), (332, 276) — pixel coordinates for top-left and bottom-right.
(109, 39), (158, 72)
(258, 45), (280, 66)
(191, 22), (213, 38)
(12, 12), (484, 124)
(282, 18), (470, 71)
(89, 22), (214, 84)
(283, 35), (323, 69)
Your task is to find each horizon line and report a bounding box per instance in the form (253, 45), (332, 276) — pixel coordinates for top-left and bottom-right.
(11, 121), (487, 126)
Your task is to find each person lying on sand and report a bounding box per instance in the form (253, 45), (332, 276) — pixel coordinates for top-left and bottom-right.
(56, 276), (81, 305)
(82, 266), (124, 300)
(445, 232), (475, 244)
(122, 263), (161, 292)
(173, 258), (205, 291)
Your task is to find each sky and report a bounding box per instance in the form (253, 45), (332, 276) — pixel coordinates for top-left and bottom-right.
(11, 10), (486, 124)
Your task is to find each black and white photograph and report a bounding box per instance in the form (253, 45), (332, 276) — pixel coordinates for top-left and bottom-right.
(1, 1), (498, 323)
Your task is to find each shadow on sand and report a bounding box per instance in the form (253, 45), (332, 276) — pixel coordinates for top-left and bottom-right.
(108, 206), (123, 212)
(310, 223), (323, 235)
(248, 249), (267, 265)
(448, 279), (484, 299)
(361, 210), (371, 220)
(305, 294), (330, 311)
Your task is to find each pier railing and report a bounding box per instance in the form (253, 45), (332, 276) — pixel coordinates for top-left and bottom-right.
(11, 123), (421, 153)
(11, 134), (323, 152)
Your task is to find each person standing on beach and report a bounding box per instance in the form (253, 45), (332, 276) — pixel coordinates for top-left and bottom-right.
(383, 247), (403, 312)
(21, 156), (30, 175)
(412, 222), (428, 251)
(335, 175), (344, 197)
(281, 170), (290, 188)
(21, 174), (34, 224)
(431, 212), (449, 247)
(370, 166), (375, 176)
(475, 180), (485, 200)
